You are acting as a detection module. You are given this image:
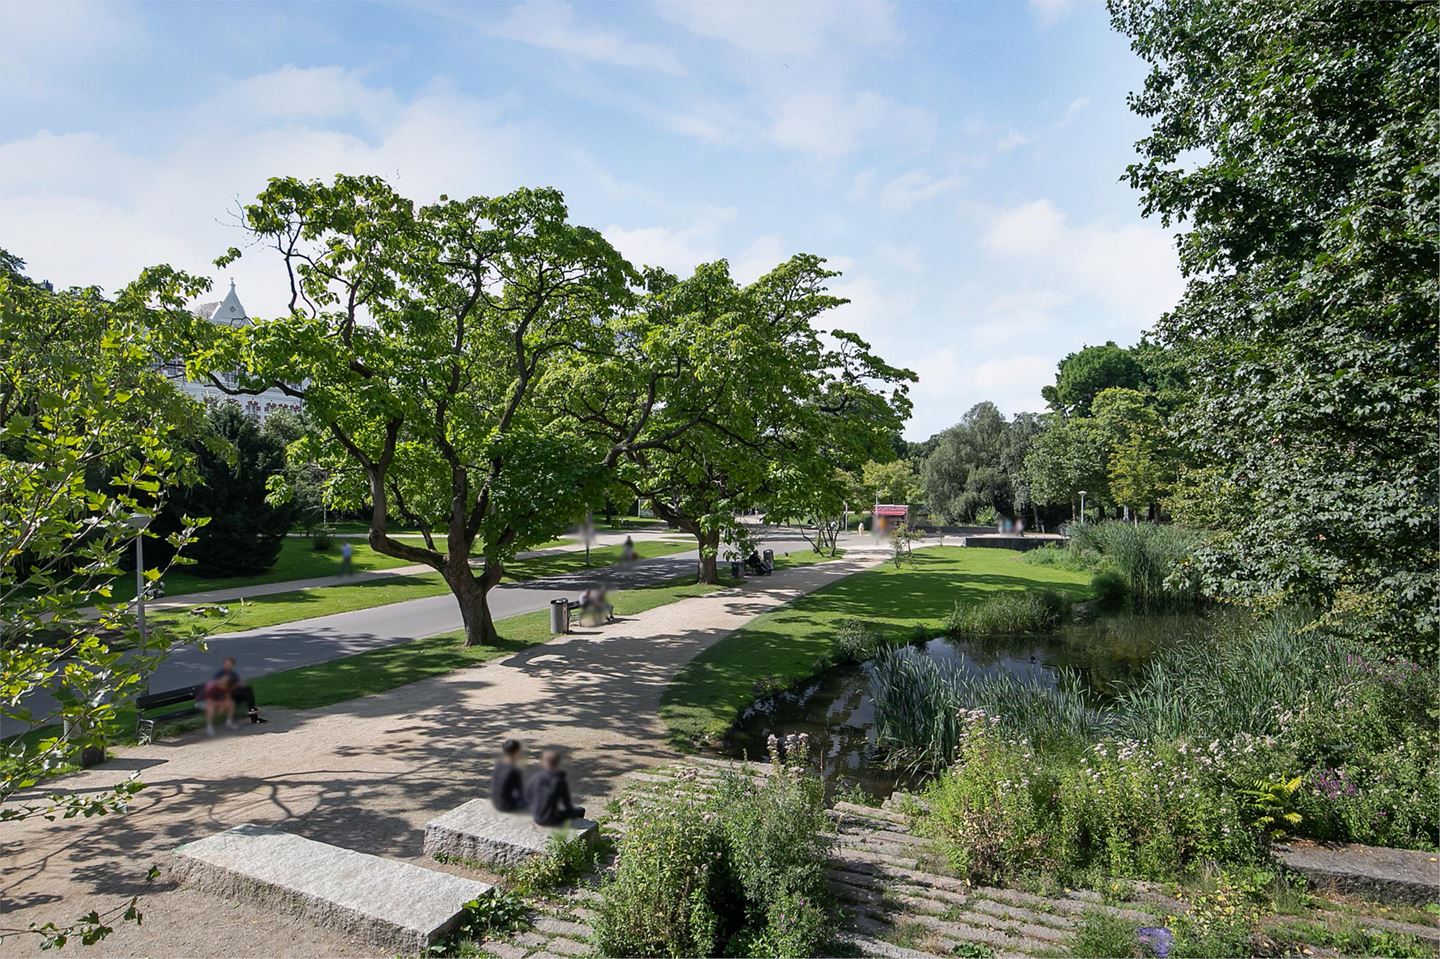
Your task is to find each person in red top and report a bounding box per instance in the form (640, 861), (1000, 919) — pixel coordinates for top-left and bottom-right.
(199, 674), (237, 736)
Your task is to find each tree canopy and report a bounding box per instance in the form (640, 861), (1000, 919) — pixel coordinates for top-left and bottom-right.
(1112, 0), (1439, 648)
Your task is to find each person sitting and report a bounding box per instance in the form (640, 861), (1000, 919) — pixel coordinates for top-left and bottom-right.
(198, 675), (236, 736)
(213, 656), (266, 724)
(578, 586), (614, 625)
(524, 749), (586, 826)
(489, 738), (526, 812)
(745, 550), (771, 576)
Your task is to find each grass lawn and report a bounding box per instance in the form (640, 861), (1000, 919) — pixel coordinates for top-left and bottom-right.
(109, 538), (416, 603)
(250, 575), (731, 709)
(659, 546), (1094, 748)
(161, 539), (695, 634)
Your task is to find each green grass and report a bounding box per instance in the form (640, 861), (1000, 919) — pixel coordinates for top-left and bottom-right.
(659, 547), (1093, 747)
(109, 538), (417, 602)
(152, 539), (693, 634)
(250, 575), (731, 709)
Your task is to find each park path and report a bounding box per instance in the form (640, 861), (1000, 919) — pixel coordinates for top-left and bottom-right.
(1, 545), (890, 958)
(130, 528), (688, 612)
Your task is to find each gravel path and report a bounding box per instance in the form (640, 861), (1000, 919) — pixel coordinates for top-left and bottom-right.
(1, 547), (888, 958)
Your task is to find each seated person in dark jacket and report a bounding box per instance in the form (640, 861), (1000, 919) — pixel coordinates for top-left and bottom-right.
(745, 550), (770, 575)
(490, 739), (526, 812)
(524, 749), (586, 826)
(214, 656), (266, 724)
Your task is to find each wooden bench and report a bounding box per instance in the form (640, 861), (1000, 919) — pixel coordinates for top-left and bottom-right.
(136, 684), (203, 744)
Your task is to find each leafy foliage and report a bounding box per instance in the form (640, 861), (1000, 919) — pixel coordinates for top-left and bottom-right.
(1111, 0), (1440, 651)
(595, 740), (831, 958)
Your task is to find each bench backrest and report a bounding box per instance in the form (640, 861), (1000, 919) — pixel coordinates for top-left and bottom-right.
(136, 684), (203, 711)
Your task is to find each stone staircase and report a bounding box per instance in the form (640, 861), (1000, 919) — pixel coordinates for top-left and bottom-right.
(470, 757), (1440, 959)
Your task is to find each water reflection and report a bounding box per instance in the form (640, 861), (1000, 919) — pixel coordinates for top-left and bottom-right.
(718, 614), (1204, 801)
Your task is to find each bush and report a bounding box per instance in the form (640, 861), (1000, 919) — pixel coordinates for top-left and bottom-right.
(595, 738), (831, 958)
(1091, 570), (1128, 611)
(511, 831), (606, 896)
(309, 525), (334, 551)
(832, 619), (884, 664)
(946, 590), (1069, 635)
(1064, 521), (1203, 612)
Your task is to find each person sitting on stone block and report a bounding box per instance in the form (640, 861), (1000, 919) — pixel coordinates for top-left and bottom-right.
(490, 739), (526, 812)
(524, 749), (586, 826)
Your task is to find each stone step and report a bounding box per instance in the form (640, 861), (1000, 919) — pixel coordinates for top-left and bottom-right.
(834, 800), (912, 829)
(534, 916), (591, 940)
(1275, 841), (1440, 907)
(834, 931), (943, 958)
(169, 823), (492, 955)
(424, 799), (598, 869)
(843, 896), (1057, 957)
(542, 934), (590, 956)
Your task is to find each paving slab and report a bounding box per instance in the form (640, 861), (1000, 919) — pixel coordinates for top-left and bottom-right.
(170, 823), (492, 954)
(425, 798), (597, 868)
(1275, 840), (1440, 906)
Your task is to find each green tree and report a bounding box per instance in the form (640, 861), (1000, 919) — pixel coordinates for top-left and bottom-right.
(859, 458), (924, 507)
(146, 402), (295, 576)
(563, 258), (910, 582)
(1112, 0), (1439, 646)
(1041, 341), (1145, 417)
(921, 402), (1015, 523)
(1022, 416), (1112, 520)
(1, 254), (212, 946)
(199, 176), (640, 646)
(1092, 387), (1170, 520)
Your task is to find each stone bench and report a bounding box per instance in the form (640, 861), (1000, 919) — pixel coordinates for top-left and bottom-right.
(1275, 840), (1440, 906)
(424, 799), (598, 868)
(169, 823), (492, 954)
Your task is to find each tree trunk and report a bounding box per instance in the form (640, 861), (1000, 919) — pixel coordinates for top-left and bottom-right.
(450, 563), (500, 647)
(695, 529), (721, 584)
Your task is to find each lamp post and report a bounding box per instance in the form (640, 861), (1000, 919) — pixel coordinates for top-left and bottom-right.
(1078, 490), (1087, 524)
(125, 513), (152, 693)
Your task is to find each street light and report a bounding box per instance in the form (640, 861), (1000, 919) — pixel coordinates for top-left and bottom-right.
(1078, 490), (1088, 524)
(125, 514), (152, 693)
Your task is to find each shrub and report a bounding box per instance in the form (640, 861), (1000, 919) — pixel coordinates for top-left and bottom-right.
(309, 525), (334, 551)
(595, 738), (832, 958)
(511, 831), (607, 896)
(1091, 570), (1128, 611)
(1063, 521), (1203, 611)
(947, 590), (1069, 635)
(832, 619), (883, 664)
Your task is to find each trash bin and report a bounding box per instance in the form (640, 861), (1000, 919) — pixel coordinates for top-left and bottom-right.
(730, 559), (743, 578)
(762, 549), (774, 573)
(549, 598), (570, 635)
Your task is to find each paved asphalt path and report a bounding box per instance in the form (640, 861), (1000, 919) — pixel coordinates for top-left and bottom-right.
(2, 533), (826, 737)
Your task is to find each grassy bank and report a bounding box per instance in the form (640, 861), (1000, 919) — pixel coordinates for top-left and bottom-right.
(659, 547), (1092, 748)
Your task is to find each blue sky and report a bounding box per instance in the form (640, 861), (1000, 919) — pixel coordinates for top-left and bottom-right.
(0, 0), (1182, 439)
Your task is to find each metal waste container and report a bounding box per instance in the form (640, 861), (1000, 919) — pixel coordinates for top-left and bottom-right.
(730, 559), (744, 578)
(549, 598), (570, 634)
(762, 549), (774, 572)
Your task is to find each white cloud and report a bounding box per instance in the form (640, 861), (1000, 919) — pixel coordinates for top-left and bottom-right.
(1028, 0), (1079, 26)
(995, 130), (1032, 154)
(655, 0), (900, 57)
(908, 349), (1055, 436)
(983, 199), (1183, 319)
(877, 170), (964, 212)
(730, 235), (788, 284)
(1058, 96), (1090, 128)
(1, 75), (535, 316)
(0, 0), (148, 98)
(490, 0), (685, 74)
(770, 91), (934, 156)
(211, 65), (399, 128)
(875, 241), (924, 275)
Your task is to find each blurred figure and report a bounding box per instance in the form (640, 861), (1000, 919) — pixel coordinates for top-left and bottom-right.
(214, 655), (266, 724)
(620, 535), (637, 563)
(199, 674), (236, 735)
(578, 585), (614, 624)
(339, 541), (354, 576)
(525, 749), (586, 826)
(745, 549), (771, 576)
(490, 738), (525, 812)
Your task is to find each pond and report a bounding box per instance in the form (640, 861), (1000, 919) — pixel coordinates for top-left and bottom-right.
(716, 614), (1205, 801)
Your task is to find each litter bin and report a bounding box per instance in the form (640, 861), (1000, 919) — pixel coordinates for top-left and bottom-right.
(549, 598), (570, 635)
(762, 549), (774, 573)
(730, 559), (743, 578)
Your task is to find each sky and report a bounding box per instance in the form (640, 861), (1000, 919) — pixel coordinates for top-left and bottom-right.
(0, 0), (1184, 440)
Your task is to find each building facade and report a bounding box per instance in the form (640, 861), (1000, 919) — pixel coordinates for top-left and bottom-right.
(173, 281), (302, 421)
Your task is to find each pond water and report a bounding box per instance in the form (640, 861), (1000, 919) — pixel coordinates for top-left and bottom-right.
(717, 614), (1205, 801)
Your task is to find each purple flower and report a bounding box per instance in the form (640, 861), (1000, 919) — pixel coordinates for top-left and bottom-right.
(1138, 926), (1174, 958)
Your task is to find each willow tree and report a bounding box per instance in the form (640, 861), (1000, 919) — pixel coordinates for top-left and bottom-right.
(200, 176), (654, 646)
